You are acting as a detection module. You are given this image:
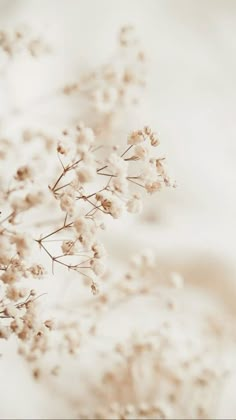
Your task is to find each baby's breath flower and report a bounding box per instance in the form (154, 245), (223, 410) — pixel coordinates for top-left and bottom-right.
(155, 158), (166, 175)
(97, 190), (124, 219)
(107, 153), (128, 176)
(145, 181), (162, 194)
(140, 164), (157, 183)
(76, 125), (95, 145)
(127, 193), (143, 214)
(92, 242), (106, 259)
(1, 270), (17, 284)
(57, 141), (68, 155)
(111, 176), (128, 194)
(0, 23), (175, 383)
(90, 259), (106, 276)
(44, 319), (54, 330)
(25, 191), (44, 207)
(91, 281), (99, 295)
(119, 25), (137, 47)
(10, 318), (24, 333)
(93, 86), (118, 113)
(4, 303), (19, 318)
(74, 216), (91, 234)
(15, 165), (33, 182)
(76, 165), (96, 183)
(60, 192), (75, 215)
(134, 144), (149, 160)
(6, 286), (23, 301)
(11, 233), (32, 258)
(127, 130), (144, 145)
(61, 240), (76, 255)
(0, 326), (10, 339)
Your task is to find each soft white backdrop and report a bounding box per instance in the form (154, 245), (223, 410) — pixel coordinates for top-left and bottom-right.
(0, 1), (236, 418)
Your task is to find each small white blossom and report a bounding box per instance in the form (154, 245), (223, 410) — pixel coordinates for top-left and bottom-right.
(60, 193), (75, 215)
(139, 160), (156, 180)
(61, 240), (77, 255)
(76, 165), (96, 183)
(15, 165), (33, 182)
(11, 233), (32, 258)
(76, 125), (95, 145)
(0, 326), (10, 339)
(156, 159), (166, 176)
(91, 281), (99, 295)
(96, 190), (124, 219)
(5, 303), (19, 318)
(145, 181), (162, 194)
(134, 144), (149, 160)
(127, 130), (144, 145)
(90, 259), (106, 276)
(74, 216), (92, 234)
(107, 153), (128, 176)
(127, 193), (143, 214)
(111, 176), (128, 194)
(93, 86), (118, 113)
(92, 242), (106, 259)
(57, 141), (68, 155)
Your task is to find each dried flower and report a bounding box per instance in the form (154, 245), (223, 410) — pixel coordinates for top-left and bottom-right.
(0, 26), (178, 407)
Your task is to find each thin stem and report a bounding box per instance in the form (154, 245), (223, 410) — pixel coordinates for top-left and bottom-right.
(0, 211), (15, 225)
(54, 182), (72, 193)
(38, 222), (73, 242)
(120, 144), (133, 158)
(127, 178), (146, 189)
(50, 171), (66, 192)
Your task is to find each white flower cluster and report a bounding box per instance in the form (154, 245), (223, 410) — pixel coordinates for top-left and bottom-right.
(62, 25), (146, 117)
(0, 24), (174, 381)
(0, 154), (49, 350)
(0, 27), (49, 58)
(32, 122), (173, 299)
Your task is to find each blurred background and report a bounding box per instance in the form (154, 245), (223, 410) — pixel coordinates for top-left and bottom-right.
(0, 1), (236, 418)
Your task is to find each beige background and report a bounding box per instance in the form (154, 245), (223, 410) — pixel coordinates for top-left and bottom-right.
(0, 1), (236, 418)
